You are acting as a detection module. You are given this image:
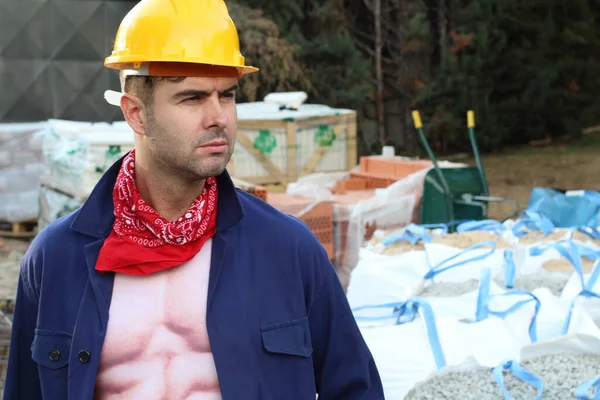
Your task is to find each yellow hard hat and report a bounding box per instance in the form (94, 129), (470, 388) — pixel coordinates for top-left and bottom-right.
(104, 0), (258, 77)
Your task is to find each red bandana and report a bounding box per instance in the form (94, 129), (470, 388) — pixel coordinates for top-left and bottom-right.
(95, 150), (218, 276)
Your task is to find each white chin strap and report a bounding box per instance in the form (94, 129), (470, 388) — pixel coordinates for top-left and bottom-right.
(104, 65), (151, 106)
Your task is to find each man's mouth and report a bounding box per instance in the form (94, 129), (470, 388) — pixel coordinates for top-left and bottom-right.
(198, 140), (229, 152)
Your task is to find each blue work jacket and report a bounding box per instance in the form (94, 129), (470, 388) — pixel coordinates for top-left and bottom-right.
(3, 155), (384, 400)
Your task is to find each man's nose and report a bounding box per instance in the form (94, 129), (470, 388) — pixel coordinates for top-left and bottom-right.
(203, 94), (229, 130)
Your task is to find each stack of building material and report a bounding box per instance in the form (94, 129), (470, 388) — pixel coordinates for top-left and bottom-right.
(0, 122), (48, 234)
(228, 101), (357, 185)
(266, 161), (433, 290)
(38, 120), (135, 231)
(335, 154), (432, 191)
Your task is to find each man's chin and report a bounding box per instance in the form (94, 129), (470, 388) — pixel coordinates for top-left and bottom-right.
(189, 164), (228, 180)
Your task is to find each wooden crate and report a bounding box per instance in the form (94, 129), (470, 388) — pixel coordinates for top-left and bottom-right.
(227, 103), (357, 185)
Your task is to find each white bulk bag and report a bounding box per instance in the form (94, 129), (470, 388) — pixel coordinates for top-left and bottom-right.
(356, 297), (524, 399)
(423, 241), (505, 283)
(346, 248), (428, 317)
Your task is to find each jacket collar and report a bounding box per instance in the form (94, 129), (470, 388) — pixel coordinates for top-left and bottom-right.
(70, 152), (244, 238)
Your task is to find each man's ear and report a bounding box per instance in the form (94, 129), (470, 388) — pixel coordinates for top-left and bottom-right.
(120, 93), (149, 136)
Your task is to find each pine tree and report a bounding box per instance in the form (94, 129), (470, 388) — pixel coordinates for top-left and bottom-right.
(234, 0), (371, 108)
(227, 2), (312, 102)
(416, 0), (600, 152)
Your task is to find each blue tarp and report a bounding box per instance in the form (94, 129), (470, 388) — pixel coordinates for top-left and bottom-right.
(526, 187), (600, 228)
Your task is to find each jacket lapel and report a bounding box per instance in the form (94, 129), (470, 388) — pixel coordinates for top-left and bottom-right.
(207, 171), (244, 310)
(83, 240), (115, 330)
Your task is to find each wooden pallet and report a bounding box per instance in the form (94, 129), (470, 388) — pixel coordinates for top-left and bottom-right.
(0, 219), (38, 238)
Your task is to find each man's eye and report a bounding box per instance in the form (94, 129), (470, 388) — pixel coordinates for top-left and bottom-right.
(222, 93), (235, 99)
(185, 96), (199, 102)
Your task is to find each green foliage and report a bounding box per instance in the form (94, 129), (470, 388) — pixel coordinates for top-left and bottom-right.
(230, 0), (600, 154)
(227, 2), (312, 102)
(416, 0), (600, 153)
(298, 33), (371, 107)
(232, 0), (371, 108)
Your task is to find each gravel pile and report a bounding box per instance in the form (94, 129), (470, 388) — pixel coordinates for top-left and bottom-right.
(420, 280), (481, 297)
(371, 230), (512, 256)
(380, 241), (425, 256)
(518, 229), (599, 246)
(417, 272), (571, 298)
(493, 272), (572, 297)
(404, 353), (600, 400)
(432, 231), (512, 249)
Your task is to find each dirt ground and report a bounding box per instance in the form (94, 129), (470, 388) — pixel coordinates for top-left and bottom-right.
(0, 238), (30, 301)
(483, 136), (600, 220)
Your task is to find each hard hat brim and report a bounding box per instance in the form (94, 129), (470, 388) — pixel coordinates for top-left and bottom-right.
(105, 59), (259, 77)
(102, 61), (258, 107)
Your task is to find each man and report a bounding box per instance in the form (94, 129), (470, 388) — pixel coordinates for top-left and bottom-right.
(3, 0), (384, 399)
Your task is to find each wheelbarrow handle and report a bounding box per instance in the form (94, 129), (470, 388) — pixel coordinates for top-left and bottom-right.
(458, 194), (522, 221)
(467, 110), (475, 128)
(412, 110), (454, 222)
(466, 110), (490, 196)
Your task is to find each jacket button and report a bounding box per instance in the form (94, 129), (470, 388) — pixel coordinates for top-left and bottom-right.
(78, 350), (91, 363)
(48, 349), (61, 362)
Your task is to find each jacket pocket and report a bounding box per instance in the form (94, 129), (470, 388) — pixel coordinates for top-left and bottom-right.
(31, 330), (72, 369)
(261, 316), (313, 358)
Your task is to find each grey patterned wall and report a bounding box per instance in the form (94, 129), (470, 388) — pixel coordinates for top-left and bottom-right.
(0, 0), (138, 122)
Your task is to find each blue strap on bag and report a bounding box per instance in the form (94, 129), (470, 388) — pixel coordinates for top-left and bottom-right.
(476, 268), (541, 342)
(352, 297), (447, 369)
(493, 360), (544, 400)
(530, 240), (600, 289)
(512, 210), (555, 238)
(503, 249), (516, 288)
(533, 239), (600, 335)
(475, 267), (493, 321)
(530, 240), (586, 283)
(456, 219), (507, 235)
(563, 259), (600, 335)
(578, 226), (600, 241)
(424, 241), (497, 281)
(420, 223), (450, 235)
(382, 223), (449, 246)
(575, 376), (600, 399)
(351, 300), (413, 324)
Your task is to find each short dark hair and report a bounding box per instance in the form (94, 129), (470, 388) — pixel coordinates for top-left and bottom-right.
(122, 75), (186, 106)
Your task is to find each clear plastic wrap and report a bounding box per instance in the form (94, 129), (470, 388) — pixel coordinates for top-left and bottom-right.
(331, 170), (427, 288)
(0, 122), (49, 222)
(268, 168), (433, 289)
(41, 119), (135, 201)
(38, 184), (83, 232)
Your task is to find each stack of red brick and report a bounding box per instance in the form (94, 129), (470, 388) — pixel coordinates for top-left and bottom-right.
(333, 156), (432, 193)
(264, 156), (433, 290)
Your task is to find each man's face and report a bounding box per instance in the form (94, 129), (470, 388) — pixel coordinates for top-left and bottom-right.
(143, 76), (238, 180)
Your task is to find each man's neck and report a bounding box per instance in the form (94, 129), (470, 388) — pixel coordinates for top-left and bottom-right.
(133, 156), (206, 223)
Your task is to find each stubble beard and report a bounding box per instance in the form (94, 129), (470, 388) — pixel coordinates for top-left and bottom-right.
(146, 113), (234, 182)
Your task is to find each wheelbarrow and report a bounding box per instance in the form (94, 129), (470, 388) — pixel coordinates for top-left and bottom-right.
(411, 110), (520, 227)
